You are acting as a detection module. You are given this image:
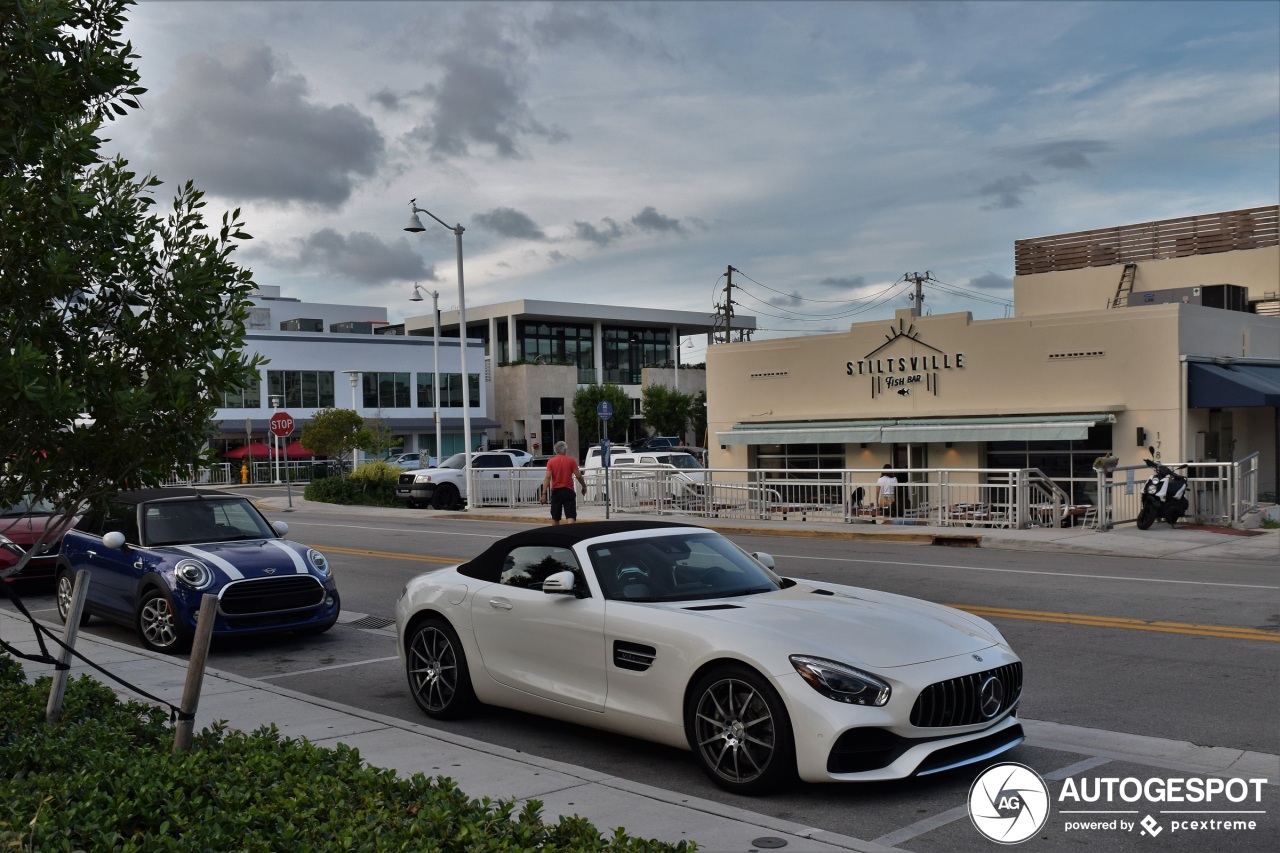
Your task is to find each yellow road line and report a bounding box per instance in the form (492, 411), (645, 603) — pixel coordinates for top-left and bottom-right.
(313, 544), (459, 565)
(952, 604), (1280, 643)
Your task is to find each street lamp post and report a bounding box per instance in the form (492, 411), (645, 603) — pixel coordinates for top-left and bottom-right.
(269, 394), (282, 484)
(342, 370), (362, 469)
(406, 200), (473, 504)
(411, 284), (443, 466)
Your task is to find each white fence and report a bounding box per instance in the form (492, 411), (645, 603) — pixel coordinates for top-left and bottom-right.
(161, 460), (342, 488)
(1095, 452), (1260, 529)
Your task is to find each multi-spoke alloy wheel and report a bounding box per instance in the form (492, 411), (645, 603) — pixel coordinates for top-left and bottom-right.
(687, 665), (795, 794)
(55, 570), (90, 627)
(135, 589), (190, 654)
(406, 618), (476, 719)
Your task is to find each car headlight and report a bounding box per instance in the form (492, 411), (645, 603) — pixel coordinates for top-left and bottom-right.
(414, 473), (433, 483)
(790, 655), (891, 706)
(308, 549), (331, 578)
(174, 558), (213, 589)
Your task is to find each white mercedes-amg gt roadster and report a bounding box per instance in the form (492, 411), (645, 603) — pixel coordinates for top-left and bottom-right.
(395, 520), (1024, 794)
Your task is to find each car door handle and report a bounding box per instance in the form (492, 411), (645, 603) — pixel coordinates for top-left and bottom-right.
(86, 551), (97, 558)
(488, 598), (513, 610)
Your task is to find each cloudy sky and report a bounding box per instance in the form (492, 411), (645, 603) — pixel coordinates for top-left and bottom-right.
(108, 0), (1279, 359)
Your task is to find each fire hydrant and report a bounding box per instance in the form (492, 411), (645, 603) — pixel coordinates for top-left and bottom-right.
(240, 464), (249, 484)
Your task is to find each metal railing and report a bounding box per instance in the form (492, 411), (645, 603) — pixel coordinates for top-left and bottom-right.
(1092, 453), (1259, 529)
(468, 465), (1138, 529)
(162, 460), (343, 488)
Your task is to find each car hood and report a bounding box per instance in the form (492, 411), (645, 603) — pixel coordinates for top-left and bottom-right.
(153, 538), (314, 580)
(0, 514), (60, 546)
(674, 582), (1000, 668)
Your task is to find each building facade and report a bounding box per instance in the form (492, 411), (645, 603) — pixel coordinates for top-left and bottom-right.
(404, 300), (752, 454)
(707, 206), (1280, 503)
(214, 287), (495, 459)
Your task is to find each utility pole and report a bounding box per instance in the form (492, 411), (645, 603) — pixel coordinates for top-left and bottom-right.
(905, 270), (934, 317)
(724, 265), (736, 342)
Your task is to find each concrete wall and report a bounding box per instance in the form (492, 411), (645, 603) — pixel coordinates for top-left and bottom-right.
(1014, 246), (1279, 317)
(492, 364), (579, 454)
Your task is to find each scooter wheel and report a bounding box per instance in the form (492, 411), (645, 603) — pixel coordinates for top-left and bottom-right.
(1136, 504), (1155, 530)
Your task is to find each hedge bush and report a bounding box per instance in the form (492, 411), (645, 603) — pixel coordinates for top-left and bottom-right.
(304, 461), (402, 507)
(0, 654), (694, 851)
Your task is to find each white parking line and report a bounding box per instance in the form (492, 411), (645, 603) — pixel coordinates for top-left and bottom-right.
(771, 553), (1280, 590)
(256, 656), (400, 681)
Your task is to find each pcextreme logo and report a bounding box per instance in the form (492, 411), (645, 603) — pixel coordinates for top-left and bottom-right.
(969, 763), (1051, 844)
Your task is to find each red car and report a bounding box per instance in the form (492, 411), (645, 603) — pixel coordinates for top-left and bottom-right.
(1, 497), (71, 582)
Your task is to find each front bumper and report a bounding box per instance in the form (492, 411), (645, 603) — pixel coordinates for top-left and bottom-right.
(396, 484), (437, 502)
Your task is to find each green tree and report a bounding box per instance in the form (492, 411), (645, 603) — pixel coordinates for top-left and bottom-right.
(362, 412), (397, 458)
(1, 0), (261, 578)
(299, 408), (367, 466)
(640, 384), (695, 440)
(572, 384), (632, 447)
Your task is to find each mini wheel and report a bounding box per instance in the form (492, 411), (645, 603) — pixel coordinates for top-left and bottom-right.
(55, 569), (90, 627)
(135, 588), (192, 654)
(685, 664), (796, 794)
(405, 616), (477, 719)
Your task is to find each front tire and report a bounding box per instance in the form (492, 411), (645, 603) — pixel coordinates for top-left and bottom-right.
(1136, 502), (1156, 530)
(430, 484), (461, 511)
(135, 588), (191, 654)
(685, 664), (796, 795)
(405, 616), (477, 719)
(55, 569), (90, 627)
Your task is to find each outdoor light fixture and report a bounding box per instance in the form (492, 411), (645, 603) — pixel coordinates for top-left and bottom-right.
(409, 284), (425, 302)
(404, 199), (472, 500)
(407, 282), (443, 466)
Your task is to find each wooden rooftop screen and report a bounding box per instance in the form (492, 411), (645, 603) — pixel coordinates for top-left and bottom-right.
(1014, 205), (1279, 276)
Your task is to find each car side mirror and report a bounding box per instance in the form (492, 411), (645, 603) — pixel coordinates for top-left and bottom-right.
(542, 570), (577, 595)
(103, 531), (126, 550)
(272, 521), (289, 536)
(752, 551), (775, 569)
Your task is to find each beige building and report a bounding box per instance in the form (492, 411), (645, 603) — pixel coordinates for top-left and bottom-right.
(708, 206), (1280, 503)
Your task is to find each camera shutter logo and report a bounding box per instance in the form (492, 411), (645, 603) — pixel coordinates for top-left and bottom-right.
(969, 763), (1050, 844)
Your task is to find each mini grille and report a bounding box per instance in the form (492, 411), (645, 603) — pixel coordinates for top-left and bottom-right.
(910, 662), (1022, 728)
(219, 576), (325, 616)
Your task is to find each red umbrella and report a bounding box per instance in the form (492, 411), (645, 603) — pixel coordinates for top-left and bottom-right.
(282, 440), (317, 459)
(225, 441), (274, 459)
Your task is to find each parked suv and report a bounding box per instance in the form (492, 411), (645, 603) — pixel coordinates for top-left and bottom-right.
(396, 451), (531, 510)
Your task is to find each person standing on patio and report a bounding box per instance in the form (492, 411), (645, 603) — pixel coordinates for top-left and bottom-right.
(541, 440), (587, 525)
(876, 464), (897, 522)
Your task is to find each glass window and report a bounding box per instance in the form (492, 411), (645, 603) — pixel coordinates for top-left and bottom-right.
(540, 397), (564, 416)
(266, 371), (336, 408)
(499, 546), (582, 591)
(221, 374), (262, 408)
(437, 373), (481, 408)
(362, 372), (411, 409)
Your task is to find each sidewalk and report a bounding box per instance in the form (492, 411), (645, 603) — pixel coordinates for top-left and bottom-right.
(4, 499), (1275, 851)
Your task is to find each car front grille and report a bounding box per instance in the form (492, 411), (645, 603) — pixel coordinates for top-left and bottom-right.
(398, 474), (416, 486)
(910, 662), (1023, 728)
(219, 576), (325, 616)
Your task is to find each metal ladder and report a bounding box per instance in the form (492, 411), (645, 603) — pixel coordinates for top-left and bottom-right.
(1112, 263), (1137, 308)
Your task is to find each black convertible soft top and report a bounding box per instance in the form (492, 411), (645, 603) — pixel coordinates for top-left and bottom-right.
(110, 488), (247, 505)
(457, 520), (701, 581)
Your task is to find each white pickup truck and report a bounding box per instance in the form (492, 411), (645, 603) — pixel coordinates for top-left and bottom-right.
(396, 450), (532, 510)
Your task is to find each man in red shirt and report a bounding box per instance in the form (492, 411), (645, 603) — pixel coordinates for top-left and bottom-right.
(541, 440), (587, 525)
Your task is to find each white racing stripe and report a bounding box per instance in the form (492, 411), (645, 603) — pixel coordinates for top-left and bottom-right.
(265, 538), (309, 573)
(173, 545), (245, 580)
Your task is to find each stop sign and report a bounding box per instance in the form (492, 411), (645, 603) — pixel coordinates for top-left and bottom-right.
(269, 412), (295, 437)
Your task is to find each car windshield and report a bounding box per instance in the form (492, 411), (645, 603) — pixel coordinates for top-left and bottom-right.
(142, 498), (276, 547)
(658, 454), (702, 469)
(588, 532), (782, 603)
(1, 496), (58, 517)
(439, 453), (467, 469)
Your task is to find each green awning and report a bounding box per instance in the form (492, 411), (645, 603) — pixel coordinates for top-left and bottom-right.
(718, 414), (1115, 446)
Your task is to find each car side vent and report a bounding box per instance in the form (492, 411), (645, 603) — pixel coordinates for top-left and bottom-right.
(682, 603), (743, 611)
(613, 640), (657, 672)
(812, 589), (835, 596)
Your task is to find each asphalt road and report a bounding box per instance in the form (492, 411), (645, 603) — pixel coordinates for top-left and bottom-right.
(6, 505), (1277, 850)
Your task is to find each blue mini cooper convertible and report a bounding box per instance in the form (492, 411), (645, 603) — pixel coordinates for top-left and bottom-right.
(56, 488), (340, 653)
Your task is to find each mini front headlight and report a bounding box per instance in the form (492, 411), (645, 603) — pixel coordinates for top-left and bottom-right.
(413, 473), (433, 484)
(790, 655), (891, 706)
(174, 558), (213, 589)
(308, 549), (331, 578)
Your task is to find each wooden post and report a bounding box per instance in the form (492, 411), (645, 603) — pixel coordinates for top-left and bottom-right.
(46, 570), (90, 724)
(173, 593), (218, 753)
